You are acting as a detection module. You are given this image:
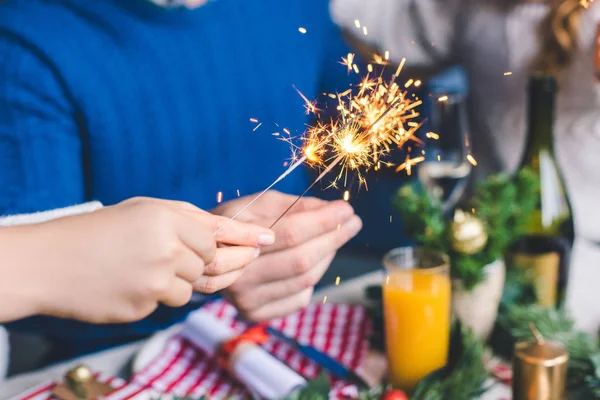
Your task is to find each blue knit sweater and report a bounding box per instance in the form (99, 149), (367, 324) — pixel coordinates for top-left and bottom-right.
(0, 0), (352, 358)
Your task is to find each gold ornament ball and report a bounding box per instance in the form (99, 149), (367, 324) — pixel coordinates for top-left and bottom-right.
(450, 210), (488, 255)
(66, 365), (92, 383)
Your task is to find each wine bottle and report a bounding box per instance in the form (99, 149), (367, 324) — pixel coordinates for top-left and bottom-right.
(513, 74), (574, 307)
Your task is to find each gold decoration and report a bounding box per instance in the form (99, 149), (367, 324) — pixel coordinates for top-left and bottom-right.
(512, 324), (569, 400)
(52, 365), (113, 400)
(66, 365), (92, 383)
(450, 210), (488, 255)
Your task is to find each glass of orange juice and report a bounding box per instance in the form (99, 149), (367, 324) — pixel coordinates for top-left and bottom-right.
(382, 247), (451, 391)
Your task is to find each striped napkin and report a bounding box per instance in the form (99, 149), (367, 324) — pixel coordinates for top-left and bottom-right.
(13, 300), (371, 399)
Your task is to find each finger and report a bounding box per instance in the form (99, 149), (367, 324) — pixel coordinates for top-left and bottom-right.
(265, 201), (356, 253)
(254, 215), (362, 285)
(241, 287), (314, 322)
(230, 253), (334, 313)
(253, 191), (328, 215)
(124, 197), (207, 214)
(175, 248), (206, 283)
(192, 268), (247, 294)
(160, 278), (194, 307)
(282, 195), (329, 215)
(233, 216), (361, 286)
(204, 246), (259, 276)
(210, 215), (275, 247)
(175, 213), (217, 265)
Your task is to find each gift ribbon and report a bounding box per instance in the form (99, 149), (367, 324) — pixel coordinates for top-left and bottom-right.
(218, 323), (269, 368)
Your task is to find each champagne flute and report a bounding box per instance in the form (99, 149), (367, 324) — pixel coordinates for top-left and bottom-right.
(418, 94), (472, 214)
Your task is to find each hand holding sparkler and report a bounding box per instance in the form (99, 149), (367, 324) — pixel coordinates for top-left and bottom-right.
(213, 191), (361, 321)
(17, 197), (274, 324)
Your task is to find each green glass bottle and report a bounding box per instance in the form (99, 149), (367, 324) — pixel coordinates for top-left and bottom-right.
(515, 74), (574, 307)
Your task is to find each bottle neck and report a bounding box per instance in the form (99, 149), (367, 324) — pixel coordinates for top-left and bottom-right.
(522, 76), (557, 165)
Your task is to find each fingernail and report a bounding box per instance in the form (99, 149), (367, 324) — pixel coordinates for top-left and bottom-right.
(344, 216), (363, 234)
(258, 234), (275, 246)
(254, 248), (261, 259)
(338, 204), (354, 221)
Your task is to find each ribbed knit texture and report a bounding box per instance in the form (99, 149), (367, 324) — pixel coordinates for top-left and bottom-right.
(0, 0), (352, 358)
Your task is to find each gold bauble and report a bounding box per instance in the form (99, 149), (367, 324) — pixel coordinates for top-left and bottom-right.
(66, 365), (92, 383)
(450, 210), (488, 255)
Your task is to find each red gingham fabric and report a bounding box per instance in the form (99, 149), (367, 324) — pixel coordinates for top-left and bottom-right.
(14, 300), (371, 400)
(117, 300), (371, 399)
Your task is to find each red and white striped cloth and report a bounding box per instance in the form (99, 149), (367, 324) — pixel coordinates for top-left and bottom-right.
(14, 300), (371, 400)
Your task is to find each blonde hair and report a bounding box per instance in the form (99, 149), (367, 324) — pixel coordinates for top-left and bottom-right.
(533, 0), (585, 74)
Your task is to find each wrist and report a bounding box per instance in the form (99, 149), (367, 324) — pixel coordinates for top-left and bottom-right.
(0, 226), (50, 321)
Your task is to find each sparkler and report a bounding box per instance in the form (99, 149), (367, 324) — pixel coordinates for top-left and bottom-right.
(215, 52), (427, 233)
(213, 113), (366, 234)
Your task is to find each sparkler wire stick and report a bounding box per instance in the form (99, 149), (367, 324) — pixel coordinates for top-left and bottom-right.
(213, 112), (364, 235)
(213, 156), (306, 234)
(270, 154), (344, 228)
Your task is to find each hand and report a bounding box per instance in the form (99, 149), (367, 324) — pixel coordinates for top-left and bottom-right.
(212, 191), (362, 321)
(18, 197), (274, 323)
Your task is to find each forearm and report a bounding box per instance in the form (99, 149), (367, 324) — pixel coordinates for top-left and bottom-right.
(0, 202), (103, 322)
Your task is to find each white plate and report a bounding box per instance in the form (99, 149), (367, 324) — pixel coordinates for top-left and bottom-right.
(132, 324), (183, 373)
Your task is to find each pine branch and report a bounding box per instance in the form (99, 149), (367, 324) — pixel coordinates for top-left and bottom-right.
(496, 304), (600, 391)
(393, 168), (539, 289)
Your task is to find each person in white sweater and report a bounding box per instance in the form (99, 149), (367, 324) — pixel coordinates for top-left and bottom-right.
(332, 0), (600, 331)
(0, 198), (275, 379)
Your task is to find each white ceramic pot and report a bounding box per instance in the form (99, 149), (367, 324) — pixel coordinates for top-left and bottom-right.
(452, 260), (506, 341)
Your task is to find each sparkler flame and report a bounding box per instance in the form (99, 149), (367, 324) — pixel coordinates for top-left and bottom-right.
(215, 53), (429, 233)
(286, 56), (424, 190)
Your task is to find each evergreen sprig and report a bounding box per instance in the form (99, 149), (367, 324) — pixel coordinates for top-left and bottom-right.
(393, 168), (539, 290)
(495, 303), (600, 392)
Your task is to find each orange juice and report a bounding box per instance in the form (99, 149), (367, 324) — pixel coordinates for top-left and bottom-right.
(383, 268), (451, 390)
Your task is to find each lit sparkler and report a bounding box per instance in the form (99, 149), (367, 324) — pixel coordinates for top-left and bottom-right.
(289, 56), (423, 190)
(215, 53), (427, 233)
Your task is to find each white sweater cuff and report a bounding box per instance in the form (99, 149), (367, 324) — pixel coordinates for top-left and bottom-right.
(0, 202), (104, 227)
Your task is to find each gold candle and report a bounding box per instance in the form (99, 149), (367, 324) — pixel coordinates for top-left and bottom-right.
(512, 325), (569, 400)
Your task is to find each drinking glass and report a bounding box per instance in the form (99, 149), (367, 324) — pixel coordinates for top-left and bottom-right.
(418, 94), (472, 215)
(382, 247), (451, 391)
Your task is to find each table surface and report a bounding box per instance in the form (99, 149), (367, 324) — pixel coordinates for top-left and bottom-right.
(6, 237), (600, 398)
(1, 270), (511, 399)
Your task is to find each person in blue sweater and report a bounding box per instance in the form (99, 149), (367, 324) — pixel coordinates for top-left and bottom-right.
(0, 0), (363, 361)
